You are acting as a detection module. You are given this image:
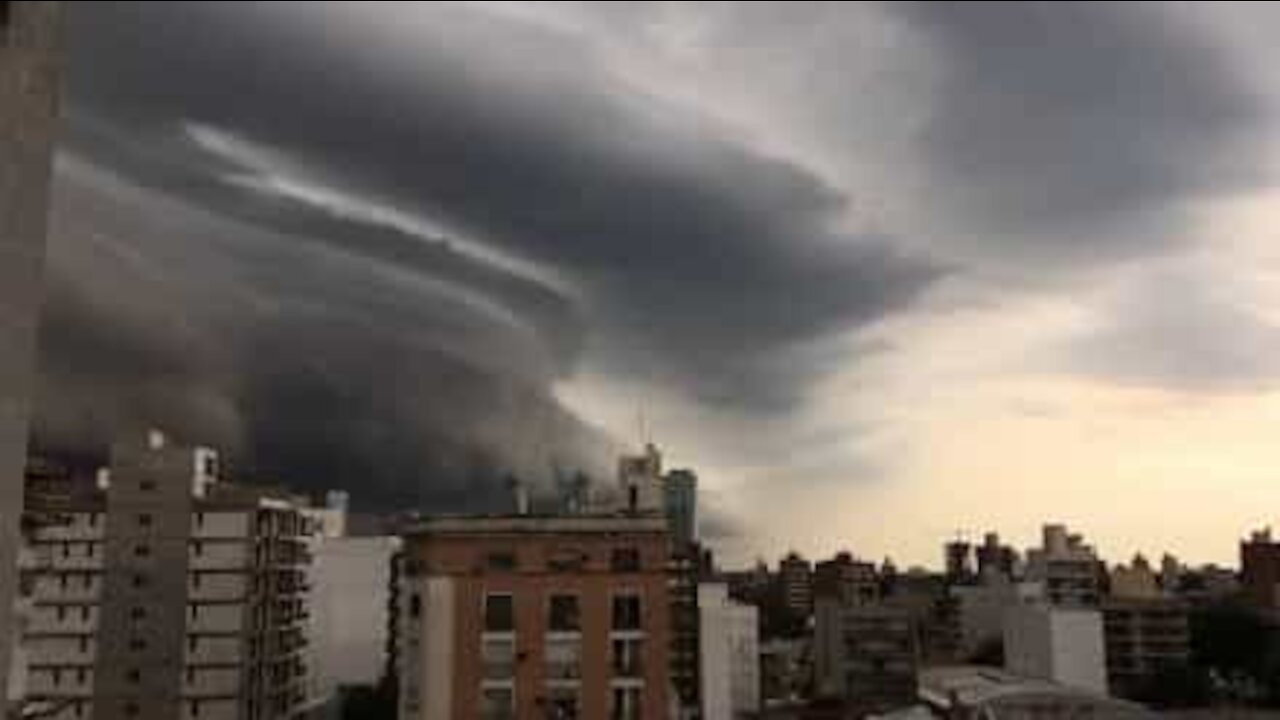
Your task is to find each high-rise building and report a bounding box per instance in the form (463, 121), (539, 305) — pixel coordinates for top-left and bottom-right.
(301, 494), (399, 715)
(777, 553), (813, 619)
(813, 596), (918, 715)
(1025, 524), (1103, 607)
(0, 1), (63, 697)
(1241, 527), (1280, 612)
(1003, 604), (1107, 695)
(976, 532), (1018, 581)
(1102, 598), (1190, 700)
(697, 583), (758, 720)
(1109, 555), (1161, 600)
(19, 430), (313, 720)
(813, 552), (879, 607)
(661, 469), (697, 549)
(944, 540), (974, 584)
(395, 513), (671, 720)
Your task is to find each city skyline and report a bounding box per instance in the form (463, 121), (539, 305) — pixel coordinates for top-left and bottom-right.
(32, 2), (1280, 569)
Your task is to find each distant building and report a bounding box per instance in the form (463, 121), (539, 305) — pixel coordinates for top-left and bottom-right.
(19, 430), (312, 720)
(669, 544), (705, 719)
(1004, 603), (1107, 694)
(0, 0), (64, 697)
(778, 553), (814, 619)
(663, 469), (697, 549)
(814, 552), (879, 607)
(396, 513), (671, 719)
(1109, 555), (1161, 601)
(618, 443), (664, 514)
(302, 493), (399, 716)
(1174, 564), (1239, 607)
(813, 597), (919, 715)
(1103, 597), (1190, 700)
(699, 583), (759, 719)
(945, 540), (974, 584)
(952, 577), (1044, 659)
(1025, 524), (1103, 607)
(1158, 554), (1182, 593)
(975, 532), (1018, 582)
(759, 638), (810, 708)
(1241, 528), (1280, 612)
(919, 666), (1154, 719)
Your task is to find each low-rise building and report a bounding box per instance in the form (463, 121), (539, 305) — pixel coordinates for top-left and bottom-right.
(919, 666), (1154, 719)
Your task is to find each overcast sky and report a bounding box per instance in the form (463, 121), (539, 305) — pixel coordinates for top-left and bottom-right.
(38, 1), (1280, 567)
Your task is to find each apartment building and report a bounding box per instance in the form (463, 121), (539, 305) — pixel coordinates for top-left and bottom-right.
(19, 430), (312, 720)
(396, 513), (670, 719)
(1025, 524), (1103, 607)
(813, 597), (919, 715)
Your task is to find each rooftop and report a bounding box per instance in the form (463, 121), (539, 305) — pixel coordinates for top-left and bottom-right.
(919, 666), (1152, 716)
(402, 512), (668, 536)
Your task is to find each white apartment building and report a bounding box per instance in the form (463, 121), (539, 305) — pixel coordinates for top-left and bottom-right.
(698, 583), (759, 720)
(19, 430), (312, 720)
(1025, 524), (1103, 607)
(1004, 603), (1107, 695)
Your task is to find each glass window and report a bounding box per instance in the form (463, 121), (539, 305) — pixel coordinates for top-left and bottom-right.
(548, 595), (580, 632)
(612, 594), (642, 631)
(137, 514), (152, 528)
(611, 686), (642, 720)
(134, 544), (150, 558)
(479, 686), (514, 720)
(611, 548), (641, 573)
(547, 686), (579, 719)
(481, 638), (515, 680)
(611, 637), (644, 677)
(484, 593), (515, 633)
(545, 636), (580, 680)
(487, 551), (517, 571)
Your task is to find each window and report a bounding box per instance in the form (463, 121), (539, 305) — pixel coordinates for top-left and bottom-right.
(139, 480), (156, 492)
(62, 542), (70, 558)
(547, 686), (579, 719)
(611, 686), (642, 720)
(137, 513), (153, 528)
(76, 668), (86, 684)
(186, 667), (196, 683)
(190, 700), (201, 718)
(195, 512), (205, 530)
(59, 573), (68, 590)
(128, 637), (146, 652)
(484, 593), (515, 633)
(188, 636), (199, 654)
(548, 595), (580, 632)
(79, 636), (89, 653)
(487, 551), (517, 571)
(545, 636), (581, 679)
(52, 668), (61, 686)
(80, 606), (90, 622)
(480, 686), (514, 720)
(88, 513), (99, 528)
(611, 548), (641, 573)
(612, 638), (644, 677)
(409, 593), (421, 619)
(192, 572), (202, 589)
(87, 542), (96, 558)
(56, 606), (66, 621)
(481, 638), (516, 680)
(130, 606), (146, 621)
(191, 540), (203, 556)
(189, 604), (201, 621)
(612, 594), (642, 631)
(132, 574), (147, 589)
(123, 701), (139, 718)
(126, 668), (140, 684)
(134, 543), (150, 558)
(82, 573), (92, 589)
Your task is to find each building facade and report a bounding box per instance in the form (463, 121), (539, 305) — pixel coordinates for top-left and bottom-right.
(1241, 528), (1280, 612)
(1003, 604), (1106, 695)
(1025, 525), (1103, 607)
(662, 469), (697, 550)
(778, 553), (813, 620)
(1102, 599), (1190, 700)
(813, 597), (918, 715)
(396, 514), (671, 720)
(0, 0), (63, 698)
(975, 533), (1018, 581)
(697, 583), (758, 720)
(20, 431), (312, 720)
(814, 552), (879, 608)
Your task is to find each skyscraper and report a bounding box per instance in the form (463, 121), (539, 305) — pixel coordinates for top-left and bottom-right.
(0, 0), (63, 697)
(661, 469), (697, 549)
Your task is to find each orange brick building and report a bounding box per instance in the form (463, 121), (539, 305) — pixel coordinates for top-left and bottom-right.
(397, 514), (670, 719)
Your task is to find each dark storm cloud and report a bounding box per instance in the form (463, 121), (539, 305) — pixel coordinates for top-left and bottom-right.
(60, 2), (937, 404)
(890, 1), (1265, 260)
(39, 2), (938, 507)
